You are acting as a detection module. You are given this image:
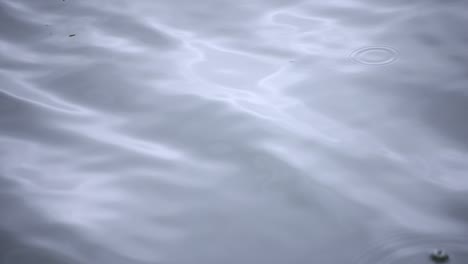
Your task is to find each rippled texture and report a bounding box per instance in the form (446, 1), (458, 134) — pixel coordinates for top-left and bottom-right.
(1, 0), (468, 263)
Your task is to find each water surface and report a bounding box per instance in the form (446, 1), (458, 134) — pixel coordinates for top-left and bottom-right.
(1, 0), (468, 263)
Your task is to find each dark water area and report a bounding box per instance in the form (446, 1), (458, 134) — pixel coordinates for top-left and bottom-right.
(1, 0), (468, 263)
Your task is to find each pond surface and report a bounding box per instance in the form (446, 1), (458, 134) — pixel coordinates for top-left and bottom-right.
(1, 0), (468, 263)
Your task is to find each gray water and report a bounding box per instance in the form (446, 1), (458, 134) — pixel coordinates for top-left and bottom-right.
(1, 0), (468, 263)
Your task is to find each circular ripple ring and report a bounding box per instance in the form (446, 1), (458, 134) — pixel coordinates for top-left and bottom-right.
(350, 46), (400, 66)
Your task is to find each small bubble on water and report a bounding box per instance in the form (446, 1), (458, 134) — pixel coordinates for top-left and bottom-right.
(430, 249), (450, 263)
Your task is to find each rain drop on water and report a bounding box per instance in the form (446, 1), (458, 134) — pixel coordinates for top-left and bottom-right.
(430, 249), (450, 263)
(349, 46), (399, 66)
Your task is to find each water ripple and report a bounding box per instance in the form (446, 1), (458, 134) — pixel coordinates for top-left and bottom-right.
(355, 231), (468, 264)
(350, 46), (400, 65)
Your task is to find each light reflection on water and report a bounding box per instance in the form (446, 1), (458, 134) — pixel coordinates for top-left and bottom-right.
(1, 0), (468, 263)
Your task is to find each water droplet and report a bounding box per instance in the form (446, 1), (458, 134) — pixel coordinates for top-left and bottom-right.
(354, 231), (467, 264)
(349, 46), (399, 66)
(431, 249), (450, 263)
